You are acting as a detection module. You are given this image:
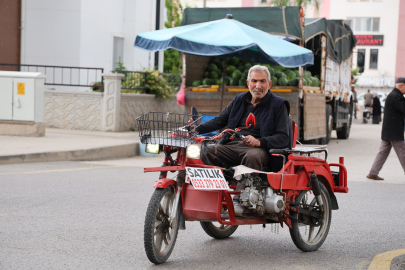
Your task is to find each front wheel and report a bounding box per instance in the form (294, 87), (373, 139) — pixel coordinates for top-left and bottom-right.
(144, 186), (179, 264)
(200, 222), (238, 239)
(289, 182), (332, 252)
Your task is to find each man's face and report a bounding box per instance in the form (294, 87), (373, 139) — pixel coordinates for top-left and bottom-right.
(398, 83), (405, 94)
(246, 71), (272, 99)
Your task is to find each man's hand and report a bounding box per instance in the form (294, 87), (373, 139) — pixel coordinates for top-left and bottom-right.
(241, 135), (260, 148)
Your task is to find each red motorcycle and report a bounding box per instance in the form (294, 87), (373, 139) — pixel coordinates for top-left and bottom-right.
(136, 108), (348, 265)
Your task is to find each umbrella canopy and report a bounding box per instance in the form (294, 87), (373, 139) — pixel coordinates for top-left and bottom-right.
(135, 17), (313, 68)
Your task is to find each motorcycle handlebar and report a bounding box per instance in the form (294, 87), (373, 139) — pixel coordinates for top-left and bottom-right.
(193, 128), (250, 144)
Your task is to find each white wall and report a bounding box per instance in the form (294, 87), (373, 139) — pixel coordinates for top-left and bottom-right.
(23, 0), (162, 91)
(24, 0), (81, 67)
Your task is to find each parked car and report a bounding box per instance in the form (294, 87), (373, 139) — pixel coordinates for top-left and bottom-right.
(357, 92), (387, 112)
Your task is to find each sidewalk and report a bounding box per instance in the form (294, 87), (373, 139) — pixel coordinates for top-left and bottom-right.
(0, 128), (141, 165)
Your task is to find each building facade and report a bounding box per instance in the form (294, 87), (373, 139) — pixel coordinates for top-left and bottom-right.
(306, 0), (405, 94)
(0, 0), (165, 91)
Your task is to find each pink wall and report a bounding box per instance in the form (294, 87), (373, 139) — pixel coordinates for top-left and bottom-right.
(320, 0), (331, 19)
(242, 0), (254, 7)
(395, 0), (405, 80)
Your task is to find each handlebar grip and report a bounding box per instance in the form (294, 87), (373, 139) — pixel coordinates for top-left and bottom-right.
(240, 135), (250, 144)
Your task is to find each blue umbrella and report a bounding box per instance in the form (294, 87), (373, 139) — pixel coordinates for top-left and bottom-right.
(135, 16), (313, 68)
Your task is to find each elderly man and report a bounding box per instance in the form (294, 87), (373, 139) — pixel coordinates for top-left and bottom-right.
(367, 77), (405, 180)
(196, 65), (290, 215)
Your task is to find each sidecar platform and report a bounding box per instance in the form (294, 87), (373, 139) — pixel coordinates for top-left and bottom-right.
(288, 144), (328, 160)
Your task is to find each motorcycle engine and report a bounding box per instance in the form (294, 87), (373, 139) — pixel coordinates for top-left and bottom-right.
(239, 175), (284, 216)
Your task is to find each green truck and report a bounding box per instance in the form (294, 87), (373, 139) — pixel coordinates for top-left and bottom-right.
(180, 6), (356, 144)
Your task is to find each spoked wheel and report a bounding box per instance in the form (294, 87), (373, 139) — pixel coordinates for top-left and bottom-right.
(289, 182), (332, 252)
(144, 186), (179, 264)
(200, 222), (238, 239)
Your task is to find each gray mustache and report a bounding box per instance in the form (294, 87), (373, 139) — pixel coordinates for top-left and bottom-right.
(252, 89), (264, 92)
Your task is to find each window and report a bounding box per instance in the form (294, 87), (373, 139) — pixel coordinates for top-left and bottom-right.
(370, 49), (378, 69)
(372, 18), (380, 32)
(357, 49), (365, 73)
(113, 37), (124, 70)
(347, 17), (380, 32)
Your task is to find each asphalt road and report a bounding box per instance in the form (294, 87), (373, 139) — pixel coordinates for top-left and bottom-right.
(1, 121), (404, 270)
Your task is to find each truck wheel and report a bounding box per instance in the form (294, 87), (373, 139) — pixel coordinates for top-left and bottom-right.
(200, 222), (238, 239)
(325, 105), (332, 144)
(336, 123), (350, 139)
(289, 182), (332, 252)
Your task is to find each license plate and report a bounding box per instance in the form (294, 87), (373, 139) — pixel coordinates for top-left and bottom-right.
(185, 167), (229, 190)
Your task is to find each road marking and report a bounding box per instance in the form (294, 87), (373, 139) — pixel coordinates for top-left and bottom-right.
(0, 165), (124, 175)
(368, 249), (405, 269)
(356, 260), (371, 270)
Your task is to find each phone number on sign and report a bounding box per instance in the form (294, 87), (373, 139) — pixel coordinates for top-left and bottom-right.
(192, 178), (228, 190)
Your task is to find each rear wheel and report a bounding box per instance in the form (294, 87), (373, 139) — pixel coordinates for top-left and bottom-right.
(289, 182), (332, 252)
(144, 186), (179, 264)
(200, 222), (238, 239)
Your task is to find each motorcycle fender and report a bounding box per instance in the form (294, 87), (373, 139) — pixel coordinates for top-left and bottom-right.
(153, 178), (176, 189)
(297, 167), (339, 210)
(329, 191), (339, 210)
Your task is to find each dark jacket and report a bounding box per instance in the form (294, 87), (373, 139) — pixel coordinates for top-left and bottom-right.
(196, 91), (290, 171)
(197, 91), (290, 151)
(223, 91), (290, 150)
(382, 88), (405, 140)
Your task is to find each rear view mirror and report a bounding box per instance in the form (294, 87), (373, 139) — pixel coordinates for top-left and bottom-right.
(191, 106), (199, 121)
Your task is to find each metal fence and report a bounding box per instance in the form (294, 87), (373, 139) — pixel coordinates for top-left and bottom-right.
(0, 64), (104, 91)
(117, 70), (182, 94)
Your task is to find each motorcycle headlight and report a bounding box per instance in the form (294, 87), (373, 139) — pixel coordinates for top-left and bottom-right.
(145, 144), (160, 154)
(186, 144), (201, 159)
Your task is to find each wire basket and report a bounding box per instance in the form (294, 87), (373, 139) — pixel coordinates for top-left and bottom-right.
(136, 112), (201, 148)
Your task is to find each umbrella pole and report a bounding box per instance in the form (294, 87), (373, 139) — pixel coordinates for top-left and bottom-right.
(219, 56), (227, 112)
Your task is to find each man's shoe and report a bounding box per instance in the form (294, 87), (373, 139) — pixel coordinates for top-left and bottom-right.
(367, 173), (384, 180)
(233, 201), (246, 217)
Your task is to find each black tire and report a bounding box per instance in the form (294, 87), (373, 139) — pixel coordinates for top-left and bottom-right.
(144, 187), (179, 264)
(325, 105), (332, 144)
(200, 222), (238, 239)
(289, 182), (332, 252)
(336, 123), (350, 139)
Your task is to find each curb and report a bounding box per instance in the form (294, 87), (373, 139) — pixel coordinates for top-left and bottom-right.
(0, 143), (140, 165)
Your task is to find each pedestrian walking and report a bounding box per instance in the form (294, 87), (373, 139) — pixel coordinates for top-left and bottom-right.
(364, 89), (373, 108)
(372, 91), (382, 124)
(363, 89), (373, 123)
(367, 78), (405, 180)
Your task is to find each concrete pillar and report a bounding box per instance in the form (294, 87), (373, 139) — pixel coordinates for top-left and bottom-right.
(101, 73), (124, 131)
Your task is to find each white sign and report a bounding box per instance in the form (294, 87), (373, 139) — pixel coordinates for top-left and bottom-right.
(185, 167), (229, 190)
(356, 77), (395, 87)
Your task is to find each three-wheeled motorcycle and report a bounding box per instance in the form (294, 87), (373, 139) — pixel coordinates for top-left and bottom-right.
(136, 108), (348, 264)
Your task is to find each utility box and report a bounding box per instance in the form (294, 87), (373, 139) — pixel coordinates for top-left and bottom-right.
(0, 71), (46, 137)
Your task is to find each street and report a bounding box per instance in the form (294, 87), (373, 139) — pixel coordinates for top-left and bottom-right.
(1, 121), (404, 270)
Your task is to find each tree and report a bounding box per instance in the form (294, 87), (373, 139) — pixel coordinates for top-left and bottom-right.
(163, 0), (184, 74)
(270, 0), (321, 13)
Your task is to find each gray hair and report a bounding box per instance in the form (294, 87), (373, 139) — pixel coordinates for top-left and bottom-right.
(247, 65), (271, 82)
